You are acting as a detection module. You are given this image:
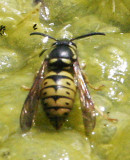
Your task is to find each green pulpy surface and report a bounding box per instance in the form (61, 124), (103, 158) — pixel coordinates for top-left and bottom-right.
(0, 0), (129, 160)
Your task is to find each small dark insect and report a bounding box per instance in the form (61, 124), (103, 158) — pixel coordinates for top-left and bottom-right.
(0, 25), (6, 36)
(33, 24), (38, 30)
(20, 31), (106, 135)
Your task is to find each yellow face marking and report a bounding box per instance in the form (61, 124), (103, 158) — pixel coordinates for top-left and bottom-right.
(69, 47), (77, 60)
(49, 58), (58, 64)
(61, 59), (71, 64)
(69, 44), (76, 51)
(72, 54), (77, 60)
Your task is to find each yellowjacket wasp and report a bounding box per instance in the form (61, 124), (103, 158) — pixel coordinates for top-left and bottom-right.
(20, 32), (106, 135)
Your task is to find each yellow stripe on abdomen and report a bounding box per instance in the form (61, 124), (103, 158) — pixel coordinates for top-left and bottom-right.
(41, 70), (76, 112)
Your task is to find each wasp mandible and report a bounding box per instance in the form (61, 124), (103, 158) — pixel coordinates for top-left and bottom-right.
(20, 32), (105, 135)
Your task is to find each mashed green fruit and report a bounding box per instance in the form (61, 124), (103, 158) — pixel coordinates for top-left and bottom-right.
(0, 0), (129, 160)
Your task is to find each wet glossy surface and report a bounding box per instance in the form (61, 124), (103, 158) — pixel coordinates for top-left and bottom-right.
(0, 0), (129, 160)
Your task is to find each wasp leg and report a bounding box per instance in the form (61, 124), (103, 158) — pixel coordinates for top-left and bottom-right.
(21, 85), (31, 91)
(79, 63), (117, 122)
(21, 71), (39, 91)
(82, 72), (104, 91)
(95, 105), (118, 122)
(79, 61), (104, 91)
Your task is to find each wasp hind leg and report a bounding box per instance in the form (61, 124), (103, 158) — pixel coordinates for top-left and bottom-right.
(82, 72), (117, 123)
(80, 61), (104, 91)
(81, 71), (117, 122)
(95, 105), (118, 122)
(82, 72), (104, 91)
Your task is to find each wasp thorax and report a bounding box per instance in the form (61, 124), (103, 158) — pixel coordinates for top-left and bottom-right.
(48, 45), (76, 68)
(50, 45), (73, 58)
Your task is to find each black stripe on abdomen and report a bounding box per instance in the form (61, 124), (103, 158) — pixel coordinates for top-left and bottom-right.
(42, 95), (73, 102)
(41, 85), (76, 93)
(44, 106), (72, 110)
(44, 75), (73, 82)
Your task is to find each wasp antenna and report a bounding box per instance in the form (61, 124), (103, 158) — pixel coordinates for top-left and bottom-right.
(70, 32), (105, 41)
(30, 32), (57, 41)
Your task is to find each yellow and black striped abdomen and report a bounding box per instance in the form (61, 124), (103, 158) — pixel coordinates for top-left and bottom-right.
(41, 70), (76, 129)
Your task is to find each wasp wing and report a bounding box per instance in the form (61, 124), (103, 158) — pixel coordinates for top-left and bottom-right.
(20, 60), (48, 132)
(73, 60), (96, 135)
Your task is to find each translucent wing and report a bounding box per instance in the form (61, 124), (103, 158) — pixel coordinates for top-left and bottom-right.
(20, 60), (48, 132)
(73, 60), (96, 135)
